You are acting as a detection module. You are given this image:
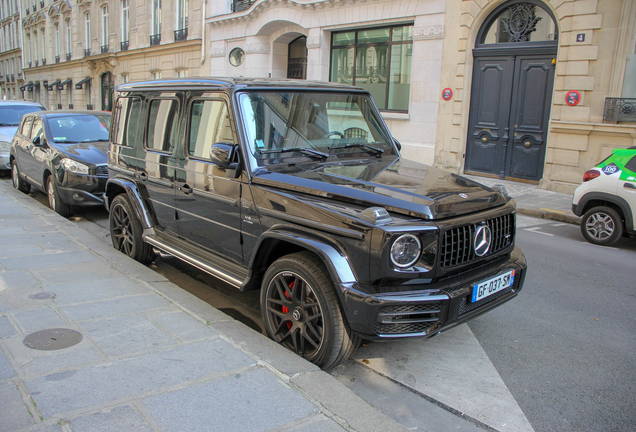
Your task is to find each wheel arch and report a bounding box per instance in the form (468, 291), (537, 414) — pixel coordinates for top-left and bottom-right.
(243, 230), (358, 300)
(575, 192), (633, 231)
(105, 178), (155, 229)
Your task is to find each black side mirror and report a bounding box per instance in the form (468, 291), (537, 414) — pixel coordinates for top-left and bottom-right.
(32, 135), (42, 146)
(393, 138), (402, 152)
(210, 143), (241, 178)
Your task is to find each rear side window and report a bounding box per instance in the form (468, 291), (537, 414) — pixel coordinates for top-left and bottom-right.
(625, 156), (636, 174)
(30, 118), (43, 139)
(112, 97), (144, 147)
(188, 99), (234, 160)
(20, 117), (33, 136)
(147, 99), (179, 153)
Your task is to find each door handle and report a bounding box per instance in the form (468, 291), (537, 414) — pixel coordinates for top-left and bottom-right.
(179, 184), (193, 195)
(624, 183), (636, 190)
(138, 172), (148, 181)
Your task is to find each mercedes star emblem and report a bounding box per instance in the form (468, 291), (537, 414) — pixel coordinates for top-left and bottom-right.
(474, 225), (492, 257)
(460, 193), (468, 199)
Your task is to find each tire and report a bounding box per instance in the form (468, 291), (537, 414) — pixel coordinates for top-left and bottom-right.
(581, 206), (624, 246)
(11, 160), (30, 194)
(46, 175), (72, 217)
(109, 194), (156, 265)
(260, 251), (360, 369)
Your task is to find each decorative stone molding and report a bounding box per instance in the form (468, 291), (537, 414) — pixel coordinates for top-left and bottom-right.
(413, 25), (444, 40)
(245, 43), (270, 54)
(210, 46), (226, 57)
(306, 36), (321, 48)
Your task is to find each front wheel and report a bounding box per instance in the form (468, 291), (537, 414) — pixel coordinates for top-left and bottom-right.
(260, 252), (360, 369)
(109, 194), (156, 265)
(46, 176), (72, 217)
(11, 160), (30, 194)
(581, 206), (623, 246)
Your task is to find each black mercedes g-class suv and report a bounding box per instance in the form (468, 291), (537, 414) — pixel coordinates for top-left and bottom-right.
(106, 78), (527, 368)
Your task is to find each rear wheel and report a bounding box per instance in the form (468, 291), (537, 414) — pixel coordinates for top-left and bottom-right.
(109, 194), (156, 264)
(260, 252), (360, 369)
(581, 206), (623, 246)
(46, 176), (72, 217)
(11, 160), (30, 194)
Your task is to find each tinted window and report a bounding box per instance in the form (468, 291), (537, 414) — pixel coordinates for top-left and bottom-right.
(147, 99), (178, 153)
(46, 115), (110, 143)
(188, 99), (233, 160)
(625, 156), (636, 174)
(0, 104), (45, 126)
(112, 97), (143, 147)
(20, 117), (33, 136)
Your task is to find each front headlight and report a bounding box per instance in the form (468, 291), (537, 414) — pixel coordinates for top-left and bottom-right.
(0, 141), (10, 151)
(390, 234), (422, 268)
(60, 158), (90, 175)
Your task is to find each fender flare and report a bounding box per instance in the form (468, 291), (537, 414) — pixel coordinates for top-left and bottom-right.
(249, 230), (358, 289)
(574, 191), (634, 231)
(105, 178), (154, 229)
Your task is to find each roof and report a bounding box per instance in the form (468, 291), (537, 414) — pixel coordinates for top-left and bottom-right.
(0, 100), (46, 108)
(116, 77), (366, 93)
(29, 110), (111, 117)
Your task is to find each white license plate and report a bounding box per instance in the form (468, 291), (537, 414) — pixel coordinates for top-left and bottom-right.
(471, 270), (515, 303)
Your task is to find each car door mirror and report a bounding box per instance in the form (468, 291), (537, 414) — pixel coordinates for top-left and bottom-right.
(210, 143), (241, 178)
(32, 135), (42, 146)
(393, 138), (402, 152)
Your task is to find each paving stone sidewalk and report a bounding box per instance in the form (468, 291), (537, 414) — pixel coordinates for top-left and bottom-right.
(0, 181), (406, 432)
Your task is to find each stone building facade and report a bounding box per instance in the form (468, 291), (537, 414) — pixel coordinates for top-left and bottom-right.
(2, 0), (203, 111)
(0, 0), (24, 99)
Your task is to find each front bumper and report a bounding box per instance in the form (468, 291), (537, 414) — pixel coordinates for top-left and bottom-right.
(343, 245), (527, 340)
(57, 173), (107, 207)
(0, 152), (9, 171)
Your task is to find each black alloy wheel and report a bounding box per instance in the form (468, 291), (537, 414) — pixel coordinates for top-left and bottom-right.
(11, 160), (30, 194)
(46, 175), (72, 217)
(581, 206), (624, 246)
(109, 194), (156, 264)
(261, 252), (359, 369)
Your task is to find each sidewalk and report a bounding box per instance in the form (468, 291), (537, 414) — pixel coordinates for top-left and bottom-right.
(0, 180), (407, 432)
(464, 175), (579, 224)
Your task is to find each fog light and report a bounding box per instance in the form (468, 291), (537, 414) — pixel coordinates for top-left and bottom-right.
(72, 193), (84, 201)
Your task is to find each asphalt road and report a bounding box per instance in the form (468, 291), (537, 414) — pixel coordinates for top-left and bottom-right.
(9, 180), (636, 432)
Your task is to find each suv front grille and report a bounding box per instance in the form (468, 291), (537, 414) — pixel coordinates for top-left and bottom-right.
(374, 303), (441, 335)
(440, 213), (514, 268)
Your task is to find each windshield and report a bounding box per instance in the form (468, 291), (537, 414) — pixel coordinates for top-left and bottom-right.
(0, 105), (45, 126)
(238, 91), (395, 166)
(47, 115), (111, 143)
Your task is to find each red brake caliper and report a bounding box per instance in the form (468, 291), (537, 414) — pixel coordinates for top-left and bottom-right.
(282, 280), (294, 329)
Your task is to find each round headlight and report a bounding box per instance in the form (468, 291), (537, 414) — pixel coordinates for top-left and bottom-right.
(390, 234), (422, 268)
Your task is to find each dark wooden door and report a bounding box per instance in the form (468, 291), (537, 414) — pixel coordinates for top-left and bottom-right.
(101, 72), (114, 111)
(466, 55), (554, 181)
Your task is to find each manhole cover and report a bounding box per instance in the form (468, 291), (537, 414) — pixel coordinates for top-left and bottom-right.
(23, 328), (83, 351)
(28, 292), (57, 300)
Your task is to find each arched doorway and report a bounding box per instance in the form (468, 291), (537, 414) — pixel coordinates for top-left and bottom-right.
(287, 36), (307, 79)
(101, 72), (114, 111)
(465, 1), (558, 182)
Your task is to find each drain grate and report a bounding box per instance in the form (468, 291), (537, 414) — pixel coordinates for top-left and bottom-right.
(23, 328), (83, 351)
(28, 292), (57, 300)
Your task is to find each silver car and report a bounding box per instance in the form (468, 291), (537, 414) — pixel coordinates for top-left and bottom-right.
(0, 100), (46, 171)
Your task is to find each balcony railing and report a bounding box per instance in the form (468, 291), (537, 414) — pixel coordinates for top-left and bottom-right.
(603, 98), (636, 122)
(120, 41), (129, 51)
(34, 60), (38, 67)
(101, 45), (109, 54)
(231, 0), (255, 12)
(55, 55), (60, 63)
(174, 28), (188, 42)
(42, 59), (46, 65)
(28, 61), (31, 68)
(84, 49), (90, 57)
(40, 0), (44, 7)
(32, 5), (35, 12)
(87, 104), (94, 110)
(11, 74), (15, 82)
(66, 53), (72, 61)
(68, 104), (73, 109)
(57, 103), (62, 109)
(25, 8), (29, 15)
(150, 34), (161, 46)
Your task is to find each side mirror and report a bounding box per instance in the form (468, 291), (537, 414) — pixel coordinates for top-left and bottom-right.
(32, 135), (42, 146)
(210, 143), (241, 178)
(393, 138), (402, 152)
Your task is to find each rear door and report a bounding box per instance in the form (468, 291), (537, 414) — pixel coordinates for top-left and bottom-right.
(616, 155), (636, 231)
(22, 117), (47, 187)
(175, 94), (243, 263)
(13, 116), (33, 177)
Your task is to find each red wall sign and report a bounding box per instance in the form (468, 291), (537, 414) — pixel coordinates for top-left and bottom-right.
(565, 90), (581, 106)
(442, 88), (453, 101)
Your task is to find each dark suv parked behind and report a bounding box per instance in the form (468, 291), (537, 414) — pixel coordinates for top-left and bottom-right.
(106, 78), (527, 368)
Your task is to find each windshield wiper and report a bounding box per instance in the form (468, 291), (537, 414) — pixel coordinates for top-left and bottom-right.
(0, 123), (18, 126)
(328, 143), (384, 157)
(260, 147), (329, 161)
(81, 138), (110, 142)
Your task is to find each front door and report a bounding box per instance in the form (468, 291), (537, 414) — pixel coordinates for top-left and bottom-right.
(287, 36), (307, 80)
(101, 72), (114, 111)
(465, 55), (554, 181)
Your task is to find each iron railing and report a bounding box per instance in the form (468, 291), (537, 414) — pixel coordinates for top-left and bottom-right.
(120, 41), (129, 51)
(174, 28), (188, 42)
(603, 98), (636, 122)
(66, 53), (72, 61)
(150, 34), (161, 46)
(101, 45), (109, 54)
(231, 0), (255, 12)
(55, 55), (60, 63)
(84, 49), (91, 57)
(42, 59), (46, 65)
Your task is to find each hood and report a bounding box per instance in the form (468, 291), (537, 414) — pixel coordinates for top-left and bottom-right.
(54, 141), (109, 165)
(252, 157), (506, 220)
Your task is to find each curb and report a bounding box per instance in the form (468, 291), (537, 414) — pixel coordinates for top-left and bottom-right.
(517, 208), (580, 225)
